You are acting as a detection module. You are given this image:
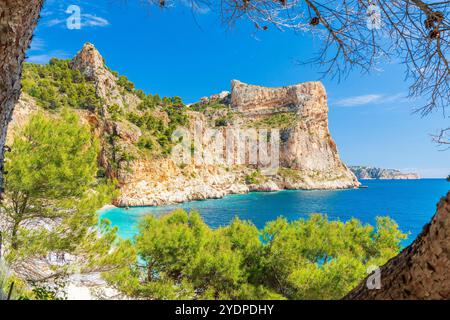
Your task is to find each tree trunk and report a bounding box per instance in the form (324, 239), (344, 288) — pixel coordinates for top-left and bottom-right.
(344, 191), (450, 299)
(0, 0), (43, 197)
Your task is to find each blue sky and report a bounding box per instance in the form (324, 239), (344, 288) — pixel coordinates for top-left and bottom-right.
(27, 0), (449, 177)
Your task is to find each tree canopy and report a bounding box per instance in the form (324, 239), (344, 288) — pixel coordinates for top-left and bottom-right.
(22, 59), (101, 111)
(105, 209), (406, 300)
(0, 110), (134, 295)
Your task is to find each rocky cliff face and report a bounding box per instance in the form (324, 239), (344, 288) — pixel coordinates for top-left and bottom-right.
(70, 43), (140, 113)
(12, 43), (359, 207)
(350, 166), (420, 180)
(345, 191), (450, 300)
(230, 80), (358, 188)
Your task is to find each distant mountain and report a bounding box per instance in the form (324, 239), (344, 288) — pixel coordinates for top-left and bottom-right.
(349, 166), (420, 180)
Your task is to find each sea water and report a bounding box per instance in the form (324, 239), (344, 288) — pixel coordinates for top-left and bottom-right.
(100, 179), (449, 245)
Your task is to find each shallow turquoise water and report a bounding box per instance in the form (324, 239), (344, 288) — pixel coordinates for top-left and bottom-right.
(100, 179), (449, 245)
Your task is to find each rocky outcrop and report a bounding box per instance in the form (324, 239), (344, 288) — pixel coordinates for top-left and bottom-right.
(71, 43), (140, 114)
(115, 81), (358, 206)
(5, 93), (38, 146)
(231, 80), (303, 115)
(115, 161), (250, 207)
(350, 166), (420, 180)
(12, 43), (359, 207)
(231, 80), (359, 187)
(345, 191), (450, 300)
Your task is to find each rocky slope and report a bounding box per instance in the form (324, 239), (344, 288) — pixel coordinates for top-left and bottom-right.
(350, 166), (420, 180)
(11, 43), (359, 207)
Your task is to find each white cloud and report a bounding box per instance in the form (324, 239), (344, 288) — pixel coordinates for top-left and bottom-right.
(44, 18), (65, 27)
(27, 51), (70, 64)
(333, 93), (409, 107)
(27, 54), (55, 64)
(81, 14), (109, 27)
(334, 94), (383, 107)
(29, 38), (45, 51)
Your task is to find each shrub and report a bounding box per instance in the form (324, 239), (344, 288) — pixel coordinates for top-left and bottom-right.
(22, 60), (101, 111)
(117, 75), (135, 92)
(108, 104), (122, 120)
(249, 112), (297, 129)
(245, 171), (266, 184)
(215, 118), (228, 127)
(105, 210), (406, 300)
(137, 135), (154, 151)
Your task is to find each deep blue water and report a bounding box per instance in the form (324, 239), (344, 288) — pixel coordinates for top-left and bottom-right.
(100, 179), (449, 245)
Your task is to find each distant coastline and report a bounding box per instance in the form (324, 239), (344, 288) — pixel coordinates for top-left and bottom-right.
(349, 166), (420, 180)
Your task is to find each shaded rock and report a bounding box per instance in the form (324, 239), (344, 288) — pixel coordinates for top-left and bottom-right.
(345, 191), (450, 300)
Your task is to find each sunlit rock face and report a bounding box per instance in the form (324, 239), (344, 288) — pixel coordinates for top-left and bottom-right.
(11, 43), (359, 207)
(231, 80), (358, 188)
(71, 43), (140, 113)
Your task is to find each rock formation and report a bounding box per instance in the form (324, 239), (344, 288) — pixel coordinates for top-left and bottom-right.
(350, 166), (420, 180)
(345, 191), (450, 299)
(11, 43), (359, 207)
(70, 43), (140, 112)
(231, 80), (357, 182)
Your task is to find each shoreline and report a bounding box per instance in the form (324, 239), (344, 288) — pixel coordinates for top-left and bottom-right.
(99, 204), (117, 211)
(105, 178), (445, 210)
(112, 183), (360, 209)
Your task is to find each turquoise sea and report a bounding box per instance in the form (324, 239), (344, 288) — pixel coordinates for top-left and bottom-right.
(100, 179), (449, 245)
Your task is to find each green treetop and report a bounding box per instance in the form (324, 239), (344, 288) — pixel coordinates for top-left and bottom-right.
(22, 59), (101, 111)
(106, 209), (406, 300)
(0, 110), (134, 291)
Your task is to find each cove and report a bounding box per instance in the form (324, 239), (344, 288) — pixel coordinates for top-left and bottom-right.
(99, 179), (449, 246)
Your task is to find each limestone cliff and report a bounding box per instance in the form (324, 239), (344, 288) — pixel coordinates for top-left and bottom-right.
(231, 80), (357, 187)
(70, 42), (141, 113)
(12, 43), (359, 207)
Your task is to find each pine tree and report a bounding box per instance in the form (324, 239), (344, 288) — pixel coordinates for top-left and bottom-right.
(0, 110), (129, 278)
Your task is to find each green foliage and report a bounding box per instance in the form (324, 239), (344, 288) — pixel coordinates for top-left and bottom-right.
(29, 277), (68, 300)
(106, 210), (406, 300)
(215, 118), (229, 127)
(22, 59), (101, 111)
(137, 94), (161, 110)
(0, 263), (31, 300)
(127, 111), (164, 132)
(189, 101), (228, 112)
(0, 111), (126, 271)
(0, 260), (11, 300)
(245, 170), (267, 185)
(107, 104), (123, 121)
(277, 167), (304, 182)
(137, 135), (154, 151)
(127, 96), (189, 156)
(135, 89), (147, 100)
(261, 214), (406, 299)
(117, 75), (135, 92)
(108, 210), (279, 299)
(162, 97), (189, 129)
(248, 112), (298, 129)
